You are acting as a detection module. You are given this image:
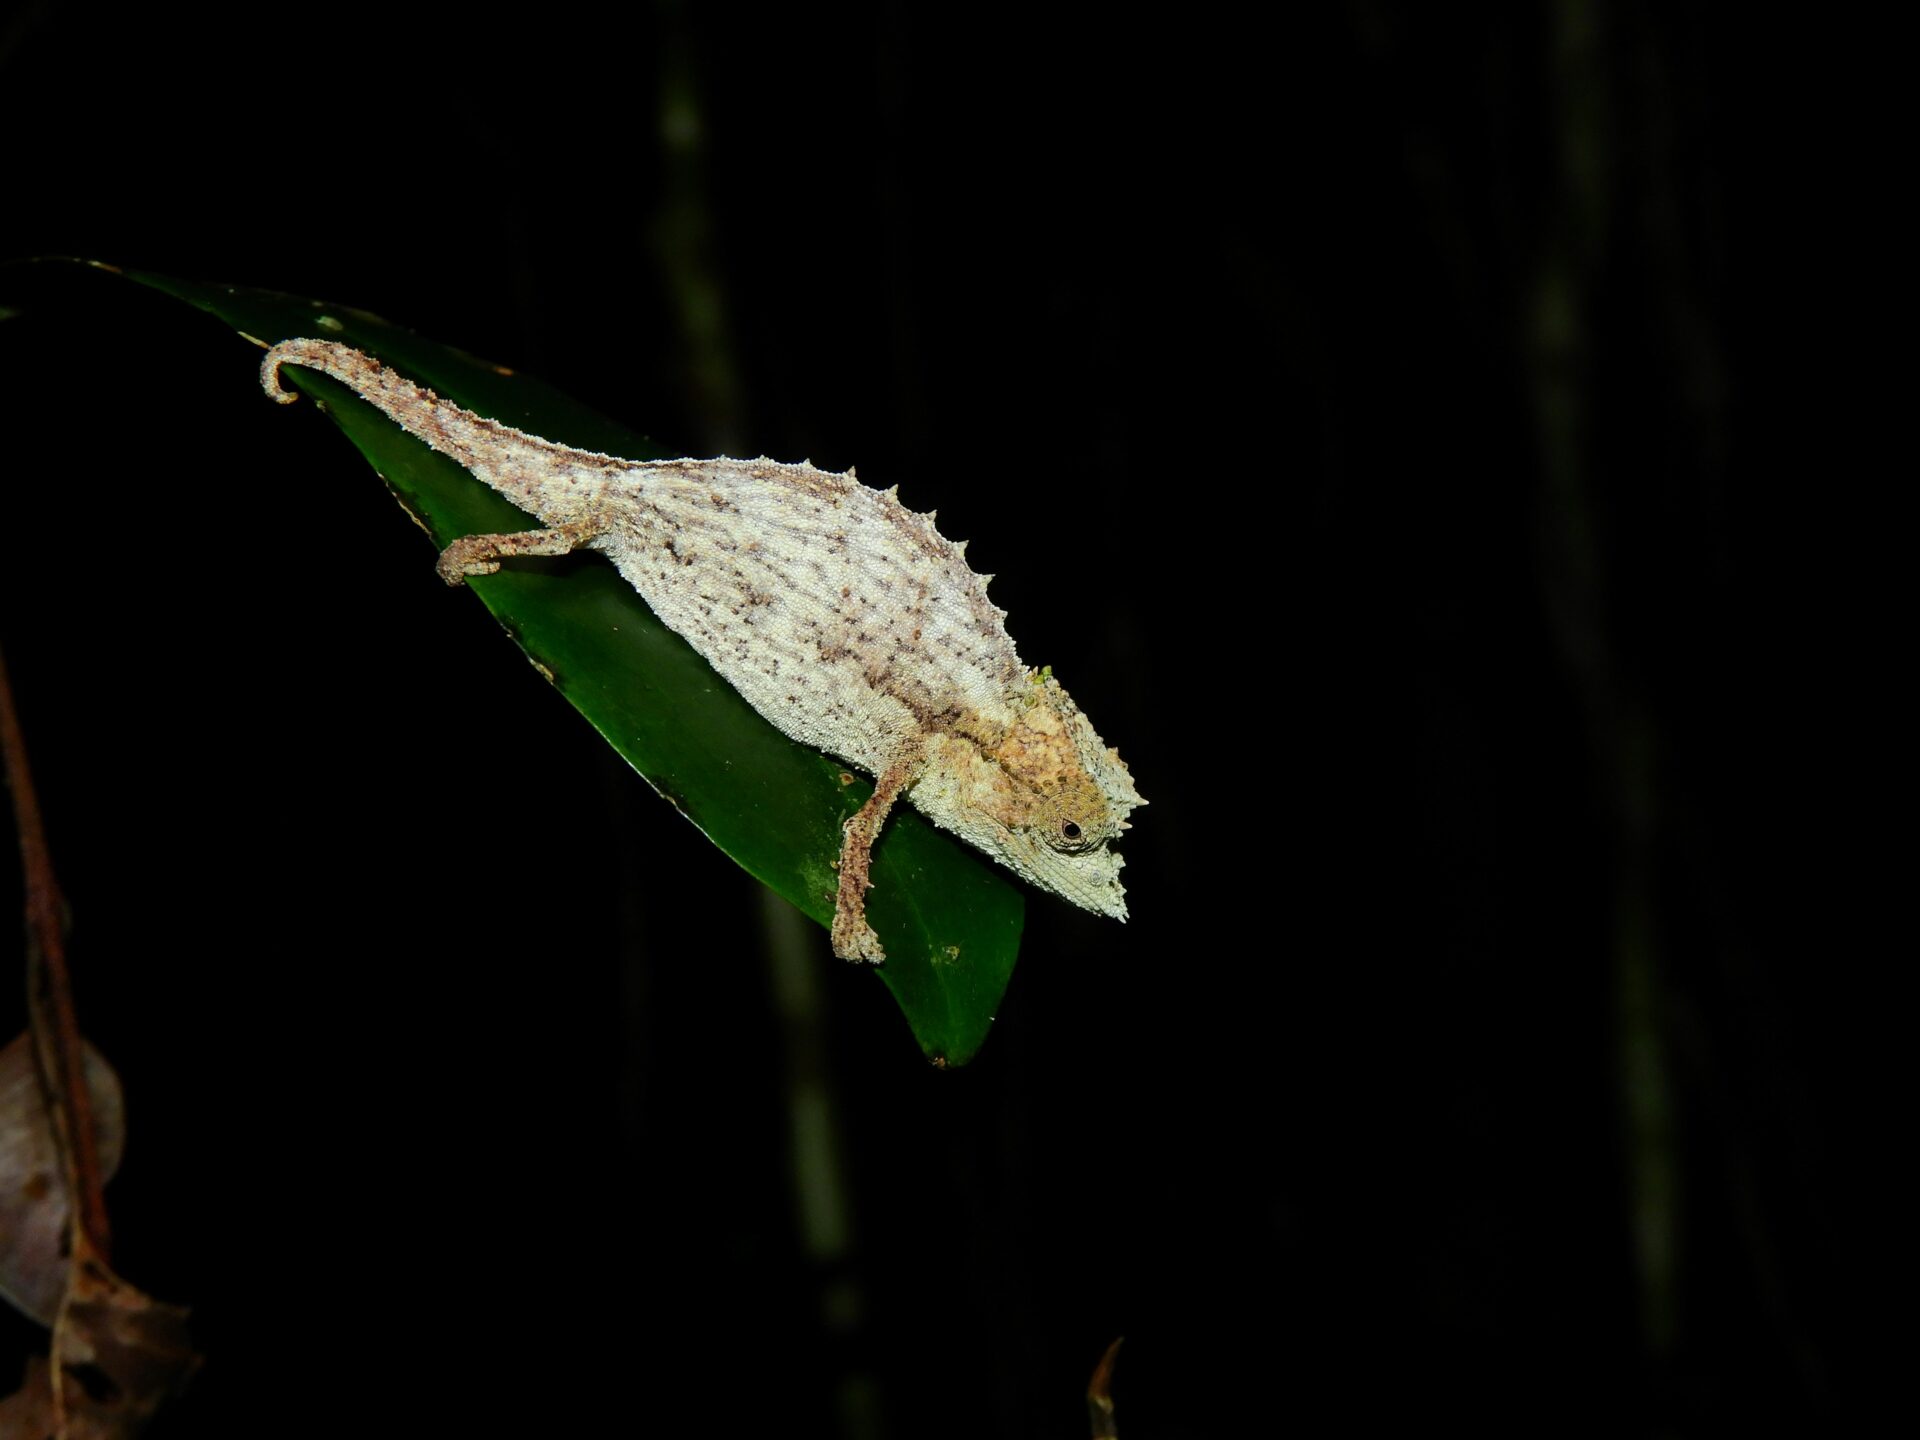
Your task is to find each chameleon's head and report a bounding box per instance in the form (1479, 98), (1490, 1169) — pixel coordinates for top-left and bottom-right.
(925, 672), (1144, 917)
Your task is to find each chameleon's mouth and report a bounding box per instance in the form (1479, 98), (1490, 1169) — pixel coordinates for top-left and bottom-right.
(996, 825), (1129, 921)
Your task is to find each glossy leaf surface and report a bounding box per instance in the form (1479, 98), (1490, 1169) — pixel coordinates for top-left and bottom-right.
(113, 266), (1024, 1064)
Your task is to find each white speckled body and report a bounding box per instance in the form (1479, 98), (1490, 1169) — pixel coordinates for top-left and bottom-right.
(592, 456), (1020, 782)
(262, 339), (1142, 961)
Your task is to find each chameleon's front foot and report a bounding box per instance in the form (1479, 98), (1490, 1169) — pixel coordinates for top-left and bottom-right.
(831, 904), (887, 964)
(830, 864), (888, 959)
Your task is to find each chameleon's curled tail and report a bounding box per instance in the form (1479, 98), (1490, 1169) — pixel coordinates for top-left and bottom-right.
(260, 338), (407, 405)
(258, 338), (637, 524)
(260, 341), (301, 403)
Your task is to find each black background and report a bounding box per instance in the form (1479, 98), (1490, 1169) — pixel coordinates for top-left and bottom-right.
(1, 4), (1859, 1436)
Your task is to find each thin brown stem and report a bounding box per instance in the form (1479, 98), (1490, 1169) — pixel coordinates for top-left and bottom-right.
(0, 638), (112, 1258)
(1087, 1337), (1122, 1440)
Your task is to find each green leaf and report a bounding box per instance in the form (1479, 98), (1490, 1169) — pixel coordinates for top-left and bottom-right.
(106, 265), (1024, 1065)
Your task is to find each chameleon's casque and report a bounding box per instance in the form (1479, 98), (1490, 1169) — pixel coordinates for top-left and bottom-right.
(262, 339), (1143, 961)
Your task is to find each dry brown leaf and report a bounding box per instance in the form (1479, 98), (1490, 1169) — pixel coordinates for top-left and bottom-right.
(0, 1032), (125, 1328)
(0, 1241), (196, 1439)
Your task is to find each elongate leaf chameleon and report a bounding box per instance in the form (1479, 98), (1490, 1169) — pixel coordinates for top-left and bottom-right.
(261, 340), (1144, 962)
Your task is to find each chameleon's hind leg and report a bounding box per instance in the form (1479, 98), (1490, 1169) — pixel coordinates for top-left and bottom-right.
(437, 518), (605, 585)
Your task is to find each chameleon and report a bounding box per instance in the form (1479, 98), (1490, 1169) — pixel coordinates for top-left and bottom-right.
(260, 339), (1143, 962)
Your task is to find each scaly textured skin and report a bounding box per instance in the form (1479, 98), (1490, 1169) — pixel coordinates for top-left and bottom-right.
(262, 339), (1143, 961)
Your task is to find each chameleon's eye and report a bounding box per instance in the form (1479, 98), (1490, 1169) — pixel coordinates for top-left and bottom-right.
(1047, 817), (1098, 853)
